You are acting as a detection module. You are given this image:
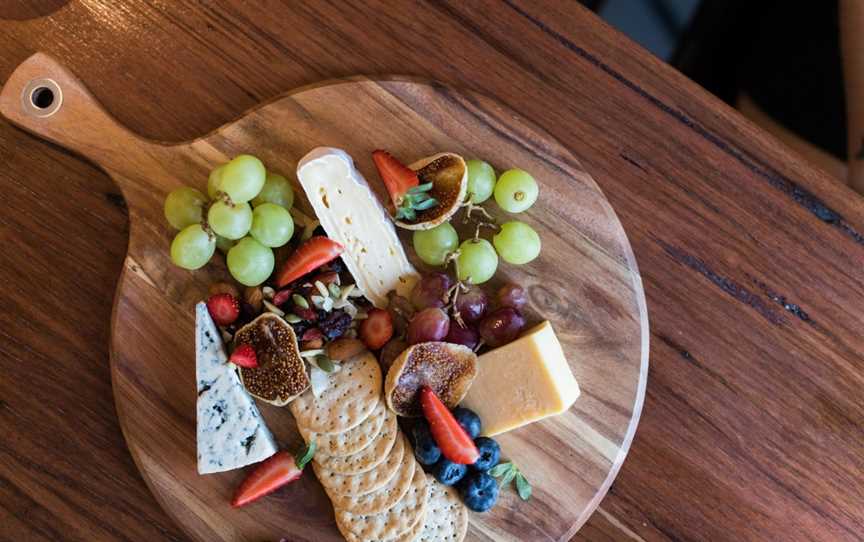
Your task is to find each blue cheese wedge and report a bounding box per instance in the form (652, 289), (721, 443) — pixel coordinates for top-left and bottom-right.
(297, 147), (419, 308)
(196, 302), (278, 474)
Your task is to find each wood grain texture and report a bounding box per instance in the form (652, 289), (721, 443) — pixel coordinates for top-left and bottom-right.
(0, 53), (647, 542)
(1, 1), (863, 541)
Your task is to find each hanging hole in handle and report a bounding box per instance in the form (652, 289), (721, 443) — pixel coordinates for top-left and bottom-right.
(21, 78), (62, 117)
(31, 87), (54, 109)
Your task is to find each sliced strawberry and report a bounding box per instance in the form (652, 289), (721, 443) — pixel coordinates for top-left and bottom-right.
(231, 443), (316, 508)
(372, 150), (419, 207)
(276, 237), (344, 288)
(359, 308), (393, 350)
(206, 293), (240, 326)
(272, 288), (293, 307)
(420, 387), (479, 465)
(229, 344), (258, 368)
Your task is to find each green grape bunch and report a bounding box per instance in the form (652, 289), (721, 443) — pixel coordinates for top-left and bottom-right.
(163, 154), (295, 285)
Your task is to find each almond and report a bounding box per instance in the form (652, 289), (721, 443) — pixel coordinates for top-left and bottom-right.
(326, 337), (366, 361)
(302, 338), (324, 350)
(208, 282), (240, 299)
(244, 286), (264, 312)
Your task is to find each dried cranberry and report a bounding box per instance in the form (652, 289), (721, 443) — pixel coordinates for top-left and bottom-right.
(290, 320), (310, 338)
(319, 310), (352, 340)
(272, 288), (293, 306)
(302, 327), (324, 341)
(294, 306), (318, 321)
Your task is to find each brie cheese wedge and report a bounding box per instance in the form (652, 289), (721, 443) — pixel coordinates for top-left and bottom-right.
(195, 302), (278, 474)
(297, 147), (419, 307)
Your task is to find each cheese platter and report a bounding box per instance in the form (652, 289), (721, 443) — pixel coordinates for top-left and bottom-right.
(0, 53), (648, 542)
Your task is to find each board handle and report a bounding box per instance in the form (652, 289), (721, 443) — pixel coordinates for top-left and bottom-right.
(0, 52), (153, 174)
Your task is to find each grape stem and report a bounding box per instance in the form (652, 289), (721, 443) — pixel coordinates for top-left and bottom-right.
(216, 190), (235, 207)
(473, 338), (485, 353)
(444, 278), (470, 329)
(461, 200), (495, 223)
(472, 221), (498, 241)
(200, 199), (216, 240)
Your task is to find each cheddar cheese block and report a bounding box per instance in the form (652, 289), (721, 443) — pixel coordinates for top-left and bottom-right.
(460, 320), (579, 436)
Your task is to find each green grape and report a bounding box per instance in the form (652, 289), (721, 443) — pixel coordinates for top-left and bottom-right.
(494, 169), (538, 213)
(456, 238), (498, 284)
(249, 203), (294, 247)
(207, 164), (226, 199)
(493, 221), (541, 264)
(465, 159), (496, 204)
(221, 155), (266, 203)
(208, 201), (253, 240)
(215, 235), (236, 254)
(413, 223), (459, 266)
(252, 172), (294, 209)
(170, 224), (215, 270)
(227, 237), (275, 286)
(164, 187), (206, 230)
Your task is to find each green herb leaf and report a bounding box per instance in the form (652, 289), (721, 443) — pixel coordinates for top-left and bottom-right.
(500, 468), (517, 487)
(295, 441), (316, 469)
(488, 462), (513, 478)
(316, 356), (335, 373)
(515, 473), (532, 500)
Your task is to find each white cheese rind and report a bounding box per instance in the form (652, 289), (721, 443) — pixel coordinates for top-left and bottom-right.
(297, 147), (419, 308)
(195, 302), (278, 474)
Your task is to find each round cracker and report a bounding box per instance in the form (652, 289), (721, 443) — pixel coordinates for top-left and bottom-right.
(301, 397), (387, 457)
(344, 509), (425, 542)
(315, 408), (398, 474)
(336, 464), (428, 542)
(329, 443), (417, 514)
(290, 352), (381, 433)
(316, 434), (405, 497)
(419, 477), (468, 542)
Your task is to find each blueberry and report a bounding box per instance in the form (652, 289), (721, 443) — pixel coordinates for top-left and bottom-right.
(412, 422), (441, 466)
(459, 472), (499, 512)
(432, 458), (468, 486)
(452, 407), (481, 439)
(471, 437), (500, 472)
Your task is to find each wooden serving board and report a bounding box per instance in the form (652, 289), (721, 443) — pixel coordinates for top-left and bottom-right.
(0, 53), (648, 542)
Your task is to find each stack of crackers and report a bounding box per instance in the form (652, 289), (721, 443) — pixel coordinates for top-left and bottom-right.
(290, 352), (468, 542)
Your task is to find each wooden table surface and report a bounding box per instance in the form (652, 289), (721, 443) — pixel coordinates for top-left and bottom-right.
(1, 2), (862, 541)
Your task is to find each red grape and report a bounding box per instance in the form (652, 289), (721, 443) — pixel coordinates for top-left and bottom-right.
(407, 307), (450, 344)
(454, 286), (488, 323)
(496, 283), (527, 310)
(445, 322), (479, 350)
(478, 307), (525, 347)
(410, 272), (453, 310)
